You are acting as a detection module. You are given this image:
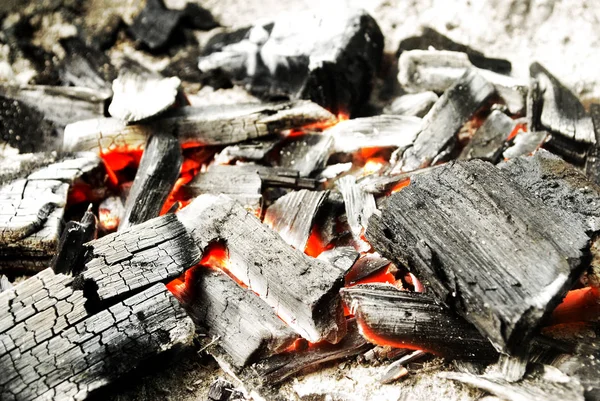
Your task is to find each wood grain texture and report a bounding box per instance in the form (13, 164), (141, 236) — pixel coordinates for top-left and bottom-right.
(459, 110), (515, 162)
(276, 134), (333, 177)
(336, 175), (377, 249)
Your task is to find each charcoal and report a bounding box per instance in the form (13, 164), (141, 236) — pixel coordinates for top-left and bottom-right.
(342, 284), (497, 360)
(441, 364), (585, 401)
(542, 133), (589, 165)
(51, 207), (97, 275)
(530, 62), (595, 144)
(80, 214), (200, 304)
(0, 152), (59, 186)
(315, 162), (353, 181)
(317, 247), (360, 273)
(344, 253), (391, 285)
(181, 2), (220, 30)
(59, 37), (115, 91)
(108, 65), (182, 123)
(276, 134), (333, 177)
(63, 117), (148, 153)
(178, 195), (347, 343)
(459, 110), (515, 162)
(207, 378), (244, 401)
(397, 27), (512, 74)
(98, 196), (124, 232)
(336, 175), (377, 251)
(502, 130), (548, 159)
(358, 164), (443, 195)
(485, 353), (528, 383)
(129, 0), (182, 51)
(0, 275), (12, 293)
(120, 132), (182, 230)
(585, 104), (600, 185)
(398, 69), (495, 172)
(326, 115), (421, 155)
(198, 9), (383, 115)
(236, 164), (320, 190)
(383, 92), (439, 118)
(367, 160), (591, 353)
(0, 269), (194, 401)
(264, 189), (329, 250)
(176, 267), (297, 367)
(553, 347), (600, 400)
(10, 42), (60, 86)
(215, 138), (279, 164)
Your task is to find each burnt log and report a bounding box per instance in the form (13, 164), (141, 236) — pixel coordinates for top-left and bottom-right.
(367, 160), (591, 354)
(341, 284), (497, 360)
(398, 69), (496, 172)
(120, 132), (182, 230)
(51, 207), (97, 275)
(586, 104), (600, 185)
(459, 110), (515, 162)
(383, 92), (439, 118)
(178, 194), (347, 343)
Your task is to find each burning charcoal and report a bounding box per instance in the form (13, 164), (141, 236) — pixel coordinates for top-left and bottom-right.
(185, 165), (263, 214)
(459, 110), (516, 162)
(59, 37), (115, 92)
(502, 130), (548, 159)
(178, 194), (347, 343)
(440, 364), (585, 401)
(129, 0), (182, 51)
(108, 65), (182, 123)
(198, 9), (383, 115)
(120, 132), (182, 230)
(398, 69), (495, 172)
(499, 149), (600, 231)
(0, 275), (12, 293)
(336, 175), (377, 251)
(98, 196), (124, 232)
(175, 267), (298, 367)
(341, 284), (497, 360)
(315, 162), (353, 182)
(367, 160), (591, 354)
(51, 206), (97, 275)
(237, 164), (320, 190)
(317, 247), (360, 273)
(530, 62), (595, 144)
(0, 269), (194, 401)
(207, 378), (244, 401)
(215, 138), (279, 164)
(276, 134), (333, 177)
(358, 164), (442, 195)
(383, 92), (439, 118)
(264, 189), (329, 250)
(80, 214), (200, 303)
(585, 104), (600, 185)
(344, 253), (391, 285)
(326, 115), (421, 156)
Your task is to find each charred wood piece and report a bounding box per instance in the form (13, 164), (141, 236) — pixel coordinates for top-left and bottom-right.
(358, 164), (443, 195)
(585, 104), (600, 186)
(336, 175), (377, 250)
(502, 130), (548, 160)
(178, 195), (347, 343)
(276, 134), (333, 177)
(317, 247), (360, 273)
(235, 164), (320, 190)
(207, 378), (244, 401)
(51, 207), (97, 275)
(59, 37), (115, 92)
(129, 0), (182, 51)
(344, 253), (391, 285)
(198, 9), (383, 115)
(215, 138), (279, 164)
(398, 69), (495, 172)
(181, 3), (220, 31)
(530, 62), (595, 144)
(542, 133), (590, 165)
(383, 92), (439, 118)
(120, 132), (182, 230)
(342, 284), (497, 360)
(367, 160), (590, 353)
(459, 110), (515, 162)
(0, 152), (59, 187)
(264, 189), (329, 250)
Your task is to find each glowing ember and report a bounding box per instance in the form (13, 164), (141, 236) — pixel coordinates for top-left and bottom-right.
(354, 313), (428, 354)
(304, 224), (331, 257)
(390, 178), (411, 194)
(362, 158), (387, 176)
(507, 121), (527, 141)
(550, 287), (600, 325)
(347, 266), (398, 287)
(99, 147), (144, 187)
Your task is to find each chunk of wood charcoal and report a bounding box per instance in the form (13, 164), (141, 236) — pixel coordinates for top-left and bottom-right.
(180, 3), (220, 31)
(176, 267), (298, 367)
(344, 253), (391, 285)
(79, 214), (201, 303)
(366, 160), (591, 353)
(120, 132), (182, 230)
(59, 37), (115, 92)
(398, 69), (496, 172)
(129, 0), (182, 51)
(358, 164), (443, 195)
(234, 164), (320, 190)
(383, 92), (439, 118)
(184, 165), (263, 214)
(326, 115), (421, 155)
(459, 110), (516, 162)
(499, 149), (600, 232)
(502, 130), (548, 160)
(276, 134), (333, 177)
(397, 27), (512, 74)
(341, 284), (497, 360)
(264, 189), (329, 250)
(198, 9), (383, 115)
(215, 138), (279, 164)
(317, 247), (360, 273)
(51, 207), (97, 275)
(530, 62), (596, 144)
(336, 175), (377, 251)
(63, 100), (336, 152)
(0, 280), (194, 401)
(585, 104), (600, 186)
(108, 64), (182, 123)
(440, 364), (585, 401)
(177, 194), (346, 343)
(542, 133), (590, 165)
(207, 378), (244, 401)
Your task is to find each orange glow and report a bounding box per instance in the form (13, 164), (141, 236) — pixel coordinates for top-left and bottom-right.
(304, 224), (332, 257)
(348, 266), (398, 287)
(99, 208), (119, 231)
(507, 121), (527, 141)
(161, 158), (201, 214)
(282, 338), (310, 353)
(98, 147), (144, 187)
(337, 112), (350, 121)
(390, 178), (411, 194)
(550, 287), (600, 325)
(355, 313), (429, 354)
(67, 184), (93, 205)
(362, 158), (387, 176)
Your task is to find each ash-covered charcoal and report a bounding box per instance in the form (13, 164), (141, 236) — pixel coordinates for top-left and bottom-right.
(108, 64), (182, 123)
(215, 137), (279, 164)
(585, 104), (600, 185)
(51, 206), (97, 275)
(397, 69), (495, 172)
(499, 149), (600, 231)
(176, 267), (298, 368)
(207, 378), (244, 401)
(326, 115), (421, 156)
(344, 253), (391, 285)
(59, 37), (116, 92)
(502, 130), (548, 159)
(553, 344), (600, 400)
(440, 364), (585, 401)
(341, 284), (497, 360)
(383, 92), (439, 118)
(120, 132), (182, 230)
(185, 165), (263, 214)
(63, 117), (148, 153)
(0, 269), (194, 401)
(459, 110), (515, 162)
(178, 195), (347, 343)
(336, 175), (377, 251)
(264, 189), (329, 250)
(0, 275), (12, 293)
(397, 27), (512, 74)
(318, 247), (360, 273)
(367, 160), (591, 354)
(129, 0), (183, 51)
(198, 9), (383, 115)
(358, 164), (442, 195)
(542, 133), (590, 165)
(530, 62), (596, 144)
(80, 214), (201, 303)
(276, 134), (333, 177)
(236, 164), (320, 190)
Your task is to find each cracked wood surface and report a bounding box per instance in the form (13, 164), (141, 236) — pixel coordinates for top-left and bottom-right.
(178, 194), (346, 344)
(367, 160), (590, 354)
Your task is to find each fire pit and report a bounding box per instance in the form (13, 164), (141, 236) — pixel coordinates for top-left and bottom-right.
(1, 1), (600, 400)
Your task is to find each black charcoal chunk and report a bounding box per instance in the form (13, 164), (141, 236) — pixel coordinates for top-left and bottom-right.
(460, 110), (515, 162)
(129, 0), (183, 51)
